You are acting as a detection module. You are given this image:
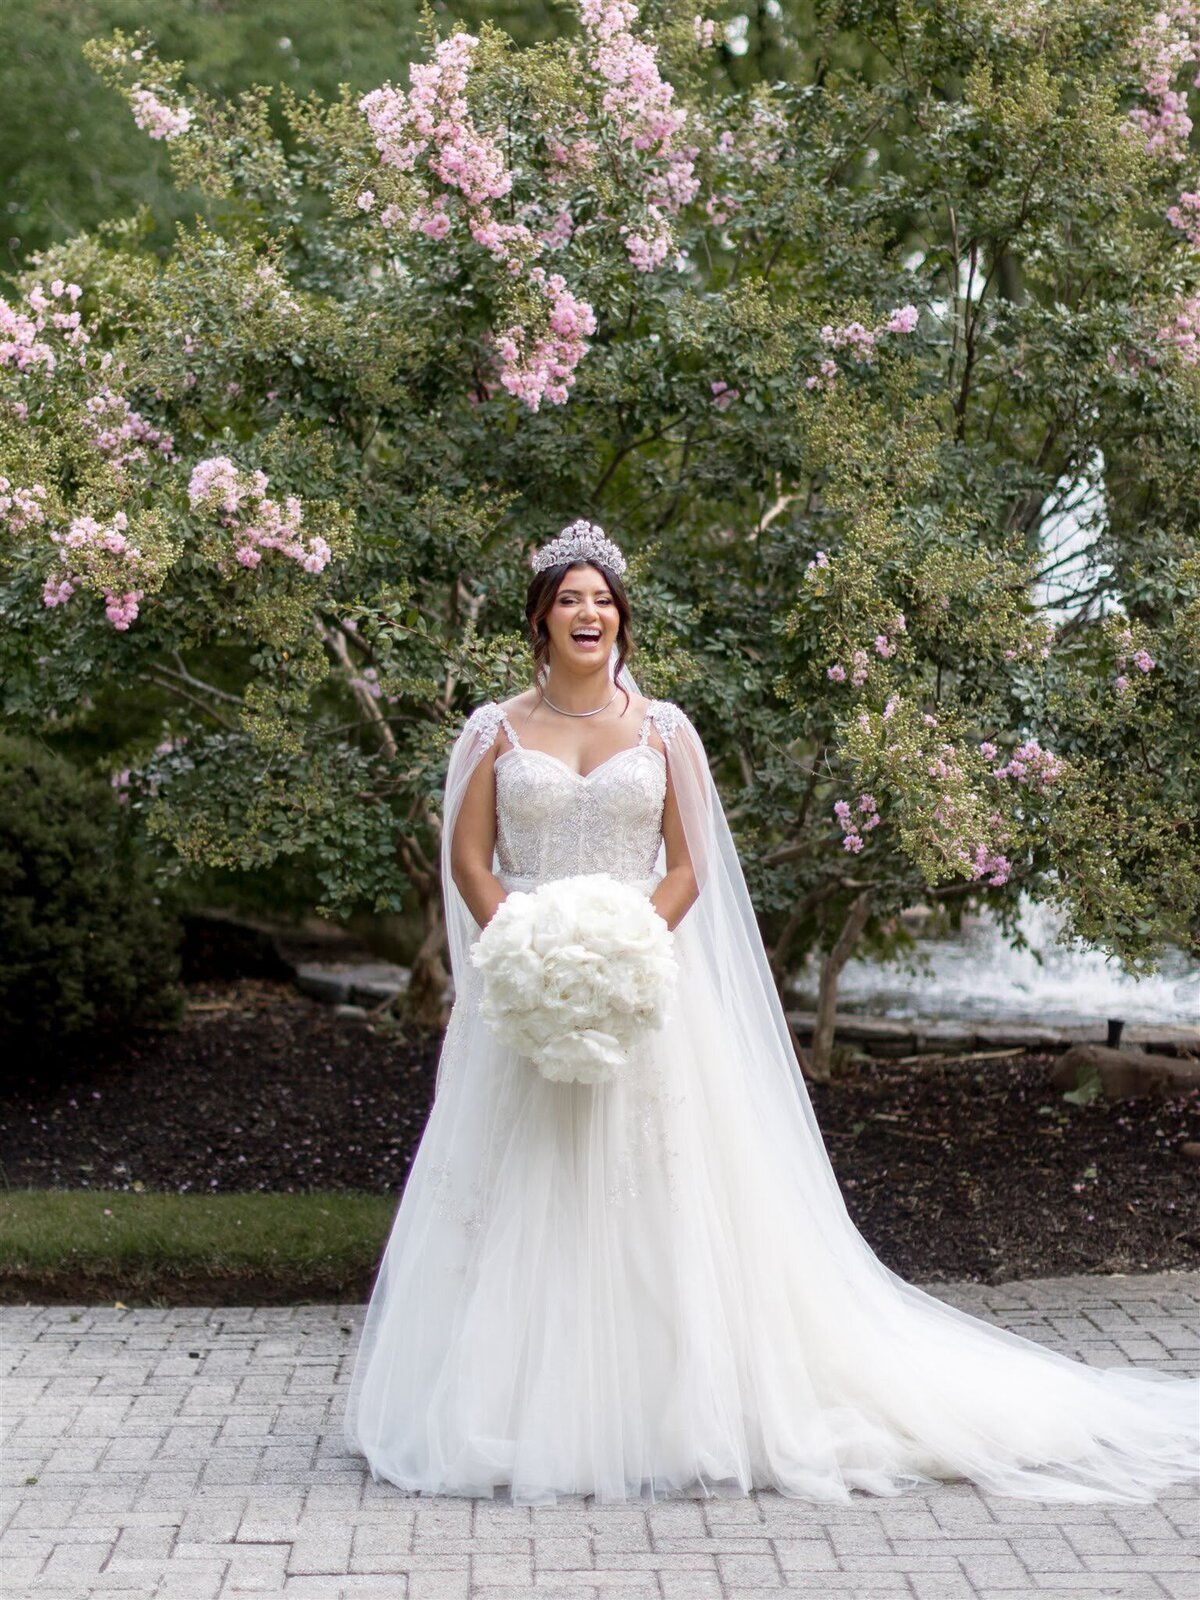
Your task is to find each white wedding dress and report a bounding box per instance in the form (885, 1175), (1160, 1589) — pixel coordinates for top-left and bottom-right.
(344, 697), (1198, 1506)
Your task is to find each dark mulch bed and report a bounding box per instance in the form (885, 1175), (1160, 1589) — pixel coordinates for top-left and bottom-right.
(2, 979), (1197, 1285)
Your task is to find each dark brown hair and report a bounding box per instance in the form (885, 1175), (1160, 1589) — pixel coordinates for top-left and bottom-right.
(525, 561), (635, 713)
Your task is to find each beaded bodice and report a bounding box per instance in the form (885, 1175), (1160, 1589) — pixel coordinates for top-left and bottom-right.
(463, 699), (686, 886)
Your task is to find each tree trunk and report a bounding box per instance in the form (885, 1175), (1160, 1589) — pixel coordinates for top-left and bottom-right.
(405, 884), (449, 1030)
(808, 888), (874, 1083)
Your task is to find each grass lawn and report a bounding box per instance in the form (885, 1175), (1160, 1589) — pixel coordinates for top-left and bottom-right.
(0, 1189), (397, 1304)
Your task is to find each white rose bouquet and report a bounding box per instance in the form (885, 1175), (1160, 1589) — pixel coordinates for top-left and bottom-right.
(468, 873), (678, 1084)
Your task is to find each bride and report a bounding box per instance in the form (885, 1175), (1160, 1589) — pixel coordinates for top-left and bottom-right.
(344, 519), (1198, 1506)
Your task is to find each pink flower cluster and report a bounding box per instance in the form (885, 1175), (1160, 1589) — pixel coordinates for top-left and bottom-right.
(359, 34), (597, 409)
(827, 616), (904, 683)
(495, 273), (598, 409)
(969, 844), (1011, 888)
(0, 477), (46, 532)
(806, 307), (919, 389)
(834, 793), (882, 853)
(187, 456), (331, 574)
(1157, 293), (1200, 362)
(2, 280), (86, 374)
(130, 86), (192, 141)
(578, 0), (700, 270)
(710, 380), (739, 409)
(991, 739), (1065, 788)
(361, 35), (510, 205)
(1112, 627), (1156, 693)
(1167, 189), (1200, 246)
(547, 132), (599, 184)
(1124, 3), (1200, 162)
(103, 588), (144, 629)
(42, 510), (146, 630)
(85, 386), (175, 469)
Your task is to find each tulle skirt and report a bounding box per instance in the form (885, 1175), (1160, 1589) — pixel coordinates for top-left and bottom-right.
(343, 876), (1198, 1506)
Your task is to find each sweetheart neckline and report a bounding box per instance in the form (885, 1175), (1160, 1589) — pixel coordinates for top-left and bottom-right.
(495, 744), (665, 783)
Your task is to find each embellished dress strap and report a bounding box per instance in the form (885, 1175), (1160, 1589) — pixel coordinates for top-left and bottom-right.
(462, 701), (518, 757)
(640, 699), (685, 747)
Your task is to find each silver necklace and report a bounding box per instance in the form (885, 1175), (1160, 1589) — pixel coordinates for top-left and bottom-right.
(540, 686), (619, 718)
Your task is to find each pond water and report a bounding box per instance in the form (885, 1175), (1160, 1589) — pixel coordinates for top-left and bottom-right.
(788, 895), (1199, 1026)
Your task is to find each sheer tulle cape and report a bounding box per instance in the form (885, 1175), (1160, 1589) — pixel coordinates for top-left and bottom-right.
(342, 663), (1198, 1506)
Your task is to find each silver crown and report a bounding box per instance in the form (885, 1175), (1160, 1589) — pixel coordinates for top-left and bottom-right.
(530, 519), (627, 578)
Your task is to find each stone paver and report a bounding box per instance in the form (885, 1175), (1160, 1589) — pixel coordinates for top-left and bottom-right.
(1, 1273), (1196, 1600)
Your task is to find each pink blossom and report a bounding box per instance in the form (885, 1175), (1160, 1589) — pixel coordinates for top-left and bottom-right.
(842, 832), (864, 853)
(993, 739), (1064, 787)
(979, 741), (997, 761)
(874, 634), (894, 658)
(1167, 189), (1200, 246)
(970, 843), (1011, 888)
(1157, 294), (1200, 363)
(710, 380), (739, 409)
(495, 282), (597, 410)
(357, 190), (375, 211)
(189, 460), (332, 575)
(624, 229), (672, 272)
(1115, 674), (1130, 694)
(1124, 6), (1199, 162)
(84, 386), (174, 468)
(188, 456), (243, 515)
(0, 477), (47, 532)
(884, 304), (919, 333)
(820, 306), (920, 367)
(539, 208), (575, 250)
(0, 293), (57, 373)
(1133, 649), (1155, 672)
(103, 587), (143, 630)
(130, 86), (191, 141)
(826, 663), (846, 682)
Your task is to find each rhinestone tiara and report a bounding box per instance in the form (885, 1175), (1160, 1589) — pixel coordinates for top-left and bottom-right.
(530, 519), (627, 578)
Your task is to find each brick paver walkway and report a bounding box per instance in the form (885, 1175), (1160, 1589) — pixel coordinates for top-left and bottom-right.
(1, 1273), (1196, 1600)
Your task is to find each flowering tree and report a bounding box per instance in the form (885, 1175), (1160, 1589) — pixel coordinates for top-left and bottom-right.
(2, 1), (1197, 1053)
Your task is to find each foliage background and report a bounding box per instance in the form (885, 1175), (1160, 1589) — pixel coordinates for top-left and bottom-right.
(2, 0), (1197, 1040)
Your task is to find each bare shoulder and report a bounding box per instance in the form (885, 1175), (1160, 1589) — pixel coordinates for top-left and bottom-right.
(615, 688), (653, 725)
(497, 689), (540, 733)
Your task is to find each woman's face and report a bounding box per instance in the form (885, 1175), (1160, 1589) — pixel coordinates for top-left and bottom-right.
(545, 564), (619, 670)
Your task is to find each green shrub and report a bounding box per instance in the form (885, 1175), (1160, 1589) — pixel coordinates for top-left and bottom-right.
(0, 737), (181, 1049)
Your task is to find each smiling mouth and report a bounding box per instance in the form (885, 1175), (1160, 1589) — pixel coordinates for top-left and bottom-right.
(571, 629), (602, 644)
